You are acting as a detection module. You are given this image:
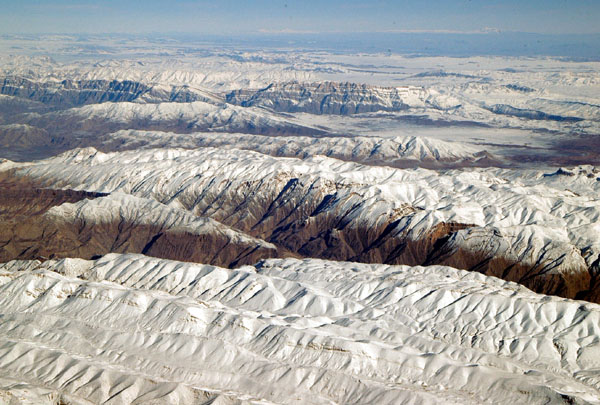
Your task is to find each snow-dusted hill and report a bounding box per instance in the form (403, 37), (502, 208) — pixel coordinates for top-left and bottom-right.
(102, 129), (493, 167)
(0, 188), (278, 267)
(5, 147), (600, 301)
(0, 55), (317, 92)
(23, 99), (324, 137)
(1, 253), (599, 404)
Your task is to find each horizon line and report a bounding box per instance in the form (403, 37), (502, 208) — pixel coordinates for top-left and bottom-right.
(2, 30), (600, 37)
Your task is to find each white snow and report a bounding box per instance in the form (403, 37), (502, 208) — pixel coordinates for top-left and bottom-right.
(104, 129), (488, 164)
(0, 253), (599, 404)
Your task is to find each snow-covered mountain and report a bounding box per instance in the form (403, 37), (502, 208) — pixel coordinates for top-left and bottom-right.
(102, 129), (494, 168)
(2, 52), (599, 167)
(2, 42), (600, 404)
(5, 147), (600, 301)
(5, 74), (597, 136)
(0, 180), (278, 267)
(1, 253), (599, 404)
(1, 76), (225, 106)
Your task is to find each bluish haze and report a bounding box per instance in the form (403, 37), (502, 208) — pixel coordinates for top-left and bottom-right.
(0, 0), (598, 35)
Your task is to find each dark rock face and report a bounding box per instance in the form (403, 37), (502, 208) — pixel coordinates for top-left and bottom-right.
(0, 172), (108, 218)
(0, 218), (278, 268)
(504, 84), (535, 93)
(424, 227), (591, 301)
(0, 77), (221, 107)
(226, 81), (410, 115)
(486, 104), (584, 122)
(1, 77), (150, 106)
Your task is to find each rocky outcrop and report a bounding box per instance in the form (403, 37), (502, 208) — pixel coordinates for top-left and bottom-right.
(425, 226), (591, 300)
(0, 215), (278, 268)
(486, 104), (584, 122)
(226, 81), (410, 115)
(215, 177), (588, 300)
(0, 76), (223, 107)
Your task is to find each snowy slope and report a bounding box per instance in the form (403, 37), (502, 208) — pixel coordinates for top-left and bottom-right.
(7, 147), (600, 300)
(0, 253), (599, 404)
(46, 192), (276, 251)
(23, 99), (323, 136)
(0, 191), (278, 267)
(103, 129), (491, 166)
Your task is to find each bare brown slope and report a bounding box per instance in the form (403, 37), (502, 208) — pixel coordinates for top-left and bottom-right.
(0, 218), (278, 268)
(0, 174), (279, 267)
(0, 172), (108, 218)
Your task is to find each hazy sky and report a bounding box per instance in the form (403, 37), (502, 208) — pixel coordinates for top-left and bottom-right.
(1, 0), (598, 35)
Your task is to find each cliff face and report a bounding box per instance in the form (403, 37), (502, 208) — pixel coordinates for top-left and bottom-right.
(0, 217), (279, 268)
(226, 81), (411, 115)
(0, 76), (223, 106)
(0, 172), (108, 218)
